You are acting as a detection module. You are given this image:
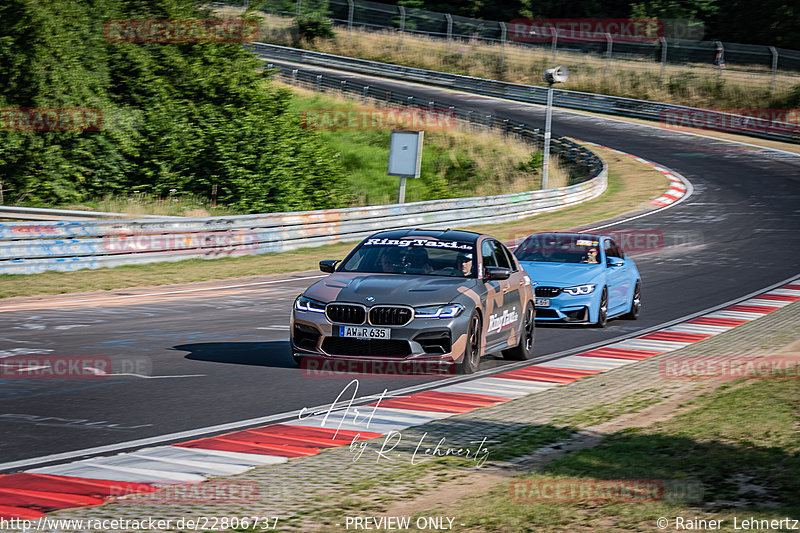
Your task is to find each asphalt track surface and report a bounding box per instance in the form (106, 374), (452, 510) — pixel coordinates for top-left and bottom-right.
(1, 63), (799, 468)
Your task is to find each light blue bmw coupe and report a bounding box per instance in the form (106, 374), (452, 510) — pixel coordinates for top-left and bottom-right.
(513, 232), (641, 327)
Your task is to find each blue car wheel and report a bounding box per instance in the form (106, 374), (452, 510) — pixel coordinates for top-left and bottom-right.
(594, 287), (608, 328)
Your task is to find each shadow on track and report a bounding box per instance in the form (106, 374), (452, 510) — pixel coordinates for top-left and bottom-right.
(173, 341), (295, 368)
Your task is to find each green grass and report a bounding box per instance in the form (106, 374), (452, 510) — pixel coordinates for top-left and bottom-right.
(552, 389), (664, 428)
(431, 377), (800, 532)
(284, 88), (557, 206)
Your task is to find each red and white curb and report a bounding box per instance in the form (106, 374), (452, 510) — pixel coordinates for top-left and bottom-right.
(1, 277), (797, 520)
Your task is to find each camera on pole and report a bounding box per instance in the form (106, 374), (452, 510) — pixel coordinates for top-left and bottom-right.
(541, 66), (568, 190)
(544, 66), (569, 84)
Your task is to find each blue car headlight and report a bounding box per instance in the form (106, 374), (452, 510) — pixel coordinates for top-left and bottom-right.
(414, 303), (464, 319)
(295, 295), (326, 313)
(562, 284), (596, 296)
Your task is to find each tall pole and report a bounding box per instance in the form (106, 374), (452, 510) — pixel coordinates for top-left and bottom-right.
(398, 177), (407, 203)
(542, 82), (554, 190)
(770, 46), (778, 92)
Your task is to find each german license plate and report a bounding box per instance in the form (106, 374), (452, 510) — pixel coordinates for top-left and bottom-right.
(338, 326), (391, 339)
(534, 298), (550, 307)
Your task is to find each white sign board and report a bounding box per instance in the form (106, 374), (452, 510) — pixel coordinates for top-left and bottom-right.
(387, 130), (423, 178)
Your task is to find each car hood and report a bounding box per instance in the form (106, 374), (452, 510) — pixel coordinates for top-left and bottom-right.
(518, 261), (604, 286)
(304, 272), (479, 305)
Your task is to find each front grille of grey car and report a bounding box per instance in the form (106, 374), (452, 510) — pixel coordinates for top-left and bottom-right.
(368, 306), (413, 326)
(535, 286), (562, 297)
(322, 338), (412, 357)
(326, 303), (366, 324)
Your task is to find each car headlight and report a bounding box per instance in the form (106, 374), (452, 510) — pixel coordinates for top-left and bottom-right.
(295, 295), (326, 313)
(414, 303), (464, 319)
(562, 284), (596, 296)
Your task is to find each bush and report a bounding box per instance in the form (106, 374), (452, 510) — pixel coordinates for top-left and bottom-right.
(296, 12), (334, 41)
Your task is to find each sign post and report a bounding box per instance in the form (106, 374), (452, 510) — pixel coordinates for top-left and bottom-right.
(388, 130), (423, 204)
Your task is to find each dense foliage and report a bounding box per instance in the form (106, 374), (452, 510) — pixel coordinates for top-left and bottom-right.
(0, 0), (349, 212)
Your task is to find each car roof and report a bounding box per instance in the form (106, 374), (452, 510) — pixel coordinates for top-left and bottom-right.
(369, 228), (482, 243)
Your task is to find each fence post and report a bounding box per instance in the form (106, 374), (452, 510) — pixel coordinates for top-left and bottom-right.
(551, 27), (558, 62)
(398, 6), (406, 51)
(347, 0), (354, 33)
(296, 0), (301, 16)
(605, 32), (613, 72)
(715, 41), (725, 83)
(445, 14), (453, 53)
(770, 46), (778, 92)
(660, 37), (667, 82)
(499, 21), (507, 70)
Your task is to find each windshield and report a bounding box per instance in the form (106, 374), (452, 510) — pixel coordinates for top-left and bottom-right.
(515, 234), (601, 264)
(340, 237), (477, 277)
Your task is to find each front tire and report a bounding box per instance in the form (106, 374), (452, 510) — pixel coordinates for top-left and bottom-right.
(503, 301), (535, 360)
(593, 288), (608, 328)
(457, 312), (482, 374)
(622, 281), (641, 320)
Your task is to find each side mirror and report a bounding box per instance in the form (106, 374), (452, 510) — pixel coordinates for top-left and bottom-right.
(319, 259), (339, 273)
(606, 257), (624, 268)
(484, 266), (511, 281)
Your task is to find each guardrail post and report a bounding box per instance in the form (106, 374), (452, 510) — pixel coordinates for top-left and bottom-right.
(499, 22), (507, 70)
(386, 90), (391, 104)
(715, 41), (725, 83)
(408, 95), (414, 107)
(551, 27), (558, 62)
(445, 14), (453, 53)
(316, 74), (322, 92)
(341, 80), (347, 95)
(362, 85), (369, 103)
(605, 33), (613, 60)
(291, 69), (298, 83)
(660, 37), (667, 82)
(398, 6), (406, 52)
(770, 46), (778, 92)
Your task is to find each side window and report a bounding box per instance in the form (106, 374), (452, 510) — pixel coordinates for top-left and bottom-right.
(498, 243), (518, 271)
(492, 241), (513, 269)
(604, 239), (623, 259)
(481, 240), (497, 268)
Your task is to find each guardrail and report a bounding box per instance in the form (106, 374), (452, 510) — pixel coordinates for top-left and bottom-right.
(0, 206), (182, 222)
(0, 65), (606, 275)
(250, 43), (800, 144)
